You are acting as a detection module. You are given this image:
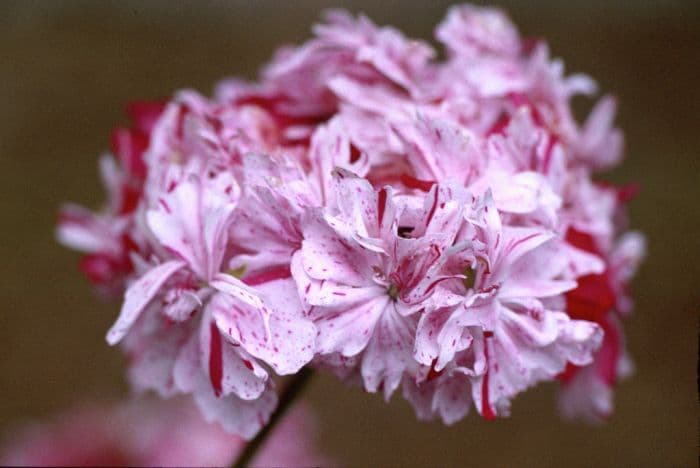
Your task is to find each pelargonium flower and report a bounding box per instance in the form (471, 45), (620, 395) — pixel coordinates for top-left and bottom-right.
(411, 194), (604, 420)
(292, 170), (469, 397)
(58, 3), (644, 439)
(110, 156), (315, 437)
(0, 398), (331, 467)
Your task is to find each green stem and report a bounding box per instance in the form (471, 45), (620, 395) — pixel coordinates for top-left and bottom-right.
(232, 367), (314, 468)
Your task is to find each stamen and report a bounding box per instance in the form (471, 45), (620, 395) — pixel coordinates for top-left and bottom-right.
(227, 264), (247, 278)
(387, 283), (399, 301)
(463, 266), (476, 289)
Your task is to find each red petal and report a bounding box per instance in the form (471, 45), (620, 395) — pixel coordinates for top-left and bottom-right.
(565, 227), (600, 255)
(110, 128), (148, 180)
(400, 173), (435, 192)
(125, 100), (167, 134)
(241, 265), (292, 286)
(566, 273), (616, 323)
(208, 322), (224, 398)
(481, 338), (497, 420)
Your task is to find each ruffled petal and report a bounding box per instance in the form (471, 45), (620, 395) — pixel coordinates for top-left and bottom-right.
(361, 304), (417, 398)
(107, 260), (185, 345)
(210, 273), (264, 310)
(199, 306), (268, 401)
(147, 171), (238, 281)
(192, 373), (278, 440)
(212, 278), (316, 375)
(123, 306), (195, 396)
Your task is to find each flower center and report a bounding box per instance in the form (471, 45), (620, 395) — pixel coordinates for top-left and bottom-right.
(463, 266), (476, 290)
(387, 283), (399, 301)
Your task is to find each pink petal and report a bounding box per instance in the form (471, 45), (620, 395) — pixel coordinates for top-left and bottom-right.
(210, 273), (264, 309)
(192, 374), (278, 440)
(123, 307), (195, 397)
(106, 260), (185, 345)
(298, 213), (376, 285)
(147, 172), (238, 281)
(361, 303), (417, 399)
(199, 309), (268, 401)
(212, 279), (316, 375)
(433, 372), (472, 425)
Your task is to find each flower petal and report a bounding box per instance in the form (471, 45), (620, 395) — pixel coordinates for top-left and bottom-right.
(210, 273), (264, 310)
(106, 260), (185, 345)
(192, 373), (278, 440)
(212, 279), (316, 375)
(361, 304), (417, 399)
(199, 309), (268, 401)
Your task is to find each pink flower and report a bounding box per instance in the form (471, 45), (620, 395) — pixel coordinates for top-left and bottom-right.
(107, 159), (315, 438)
(411, 194), (603, 421)
(293, 170), (468, 397)
(1, 397), (331, 467)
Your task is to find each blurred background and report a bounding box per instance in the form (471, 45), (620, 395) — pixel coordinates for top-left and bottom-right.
(1, 1), (697, 466)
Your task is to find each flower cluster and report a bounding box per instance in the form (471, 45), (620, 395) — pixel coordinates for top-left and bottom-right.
(58, 4), (644, 437)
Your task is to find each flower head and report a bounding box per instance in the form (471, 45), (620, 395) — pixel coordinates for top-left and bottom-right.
(58, 3), (644, 435)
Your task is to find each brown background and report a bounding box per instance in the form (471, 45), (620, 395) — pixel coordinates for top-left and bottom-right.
(1, 1), (698, 466)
